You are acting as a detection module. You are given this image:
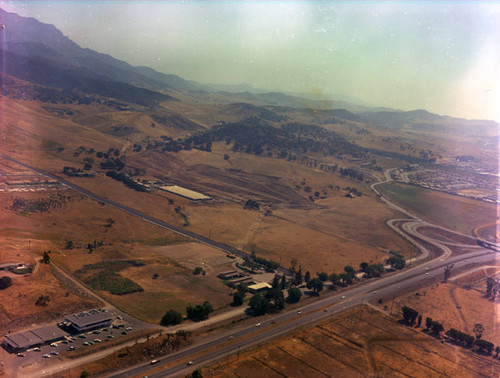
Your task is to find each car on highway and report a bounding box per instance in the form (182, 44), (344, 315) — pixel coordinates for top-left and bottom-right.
(228, 336), (234, 340)
(255, 323), (261, 327)
(341, 295), (346, 299)
(187, 361), (193, 366)
(324, 308), (328, 312)
(297, 310), (302, 314)
(150, 359), (158, 365)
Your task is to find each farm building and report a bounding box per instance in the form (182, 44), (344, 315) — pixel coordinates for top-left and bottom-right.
(159, 185), (210, 200)
(217, 270), (240, 279)
(2, 325), (66, 353)
(227, 276), (254, 287)
(248, 282), (272, 293)
(65, 308), (112, 333)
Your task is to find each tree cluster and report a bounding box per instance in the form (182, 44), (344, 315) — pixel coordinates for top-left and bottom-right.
(160, 309), (183, 326)
(186, 301), (213, 322)
(0, 276), (12, 290)
(386, 255), (406, 270)
(106, 171), (147, 192)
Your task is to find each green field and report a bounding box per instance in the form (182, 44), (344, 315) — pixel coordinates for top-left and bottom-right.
(378, 183), (497, 234)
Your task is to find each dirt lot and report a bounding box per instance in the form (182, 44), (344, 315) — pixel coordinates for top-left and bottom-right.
(204, 306), (499, 377)
(0, 237), (98, 334)
(392, 268), (500, 346)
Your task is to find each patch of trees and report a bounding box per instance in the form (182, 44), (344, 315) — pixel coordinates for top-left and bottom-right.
(287, 287), (302, 303)
(186, 301), (213, 322)
(306, 278), (324, 296)
(43, 251), (51, 264)
(232, 283), (248, 306)
(386, 255), (406, 270)
(486, 277), (499, 299)
(174, 206), (190, 227)
(0, 276), (12, 290)
(106, 171), (146, 192)
(243, 251), (280, 272)
(62, 166), (94, 177)
(339, 167), (364, 181)
(445, 328), (475, 347)
(146, 118), (366, 159)
(100, 158), (125, 171)
(160, 310), (183, 326)
(401, 306), (419, 325)
(35, 295), (50, 306)
(244, 199), (260, 210)
(401, 307), (497, 356)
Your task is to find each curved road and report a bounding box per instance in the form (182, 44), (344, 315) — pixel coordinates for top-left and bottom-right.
(3, 155), (498, 377)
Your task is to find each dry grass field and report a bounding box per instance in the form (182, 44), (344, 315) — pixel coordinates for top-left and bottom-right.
(392, 268), (500, 347)
(204, 306), (499, 377)
(378, 183), (498, 235)
(0, 236), (98, 334)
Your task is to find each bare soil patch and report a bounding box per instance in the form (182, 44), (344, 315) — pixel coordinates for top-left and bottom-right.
(204, 306), (499, 377)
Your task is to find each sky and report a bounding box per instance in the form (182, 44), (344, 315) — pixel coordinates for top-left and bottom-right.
(1, 1), (499, 121)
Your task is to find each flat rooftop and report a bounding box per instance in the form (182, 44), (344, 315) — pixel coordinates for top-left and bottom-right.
(248, 282), (272, 291)
(32, 325), (66, 342)
(65, 308), (112, 328)
(159, 185), (210, 200)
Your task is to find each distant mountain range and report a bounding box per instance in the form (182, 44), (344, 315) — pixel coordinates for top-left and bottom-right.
(0, 7), (497, 131)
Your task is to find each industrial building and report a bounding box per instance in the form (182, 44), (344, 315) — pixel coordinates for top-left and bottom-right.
(65, 308), (112, 333)
(159, 185), (210, 200)
(2, 325), (66, 353)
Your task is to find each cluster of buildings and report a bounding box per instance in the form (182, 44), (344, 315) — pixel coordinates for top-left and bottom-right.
(218, 270), (271, 293)
(2, 308), (112, 353)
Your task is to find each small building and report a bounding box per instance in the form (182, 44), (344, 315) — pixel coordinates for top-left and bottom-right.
(248, 282), (272, 294)
(227, 276), (254, 287)
(65, 308), (112, 333)
(2, 325), (66, 353)
(218, 270), (239, 280)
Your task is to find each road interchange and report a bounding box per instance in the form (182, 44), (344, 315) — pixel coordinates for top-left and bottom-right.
(2, 155), (498, 377)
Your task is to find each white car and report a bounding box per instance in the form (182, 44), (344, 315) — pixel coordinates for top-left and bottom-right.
(187, 361), (194, 366)
(341, 295), (346, 299)
(255, 323), (261, 327)
(42, 354), (51, 358)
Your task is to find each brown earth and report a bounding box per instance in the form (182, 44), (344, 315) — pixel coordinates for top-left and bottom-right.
(203, 306), (499, 377)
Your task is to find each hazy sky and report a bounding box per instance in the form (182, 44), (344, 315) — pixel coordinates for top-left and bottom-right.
(1, 1), (499, 121)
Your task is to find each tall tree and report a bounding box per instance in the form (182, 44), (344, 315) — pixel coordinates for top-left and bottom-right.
(287, 287), (302, 303)
(304, 271), (311, 283)
(307, 278), (324, 296)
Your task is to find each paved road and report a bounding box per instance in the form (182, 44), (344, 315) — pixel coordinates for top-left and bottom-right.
(0, 154), (288, 275)
(3, 156), (498, 377)
(111, 249), (497, 378)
